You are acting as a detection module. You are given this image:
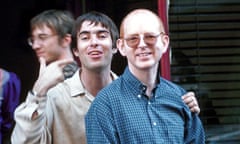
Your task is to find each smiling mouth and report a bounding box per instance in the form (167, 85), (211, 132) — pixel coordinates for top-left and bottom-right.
(88, 51), (103, 58)
(137, 52), (151, 57)
(88, 51), (103, 55)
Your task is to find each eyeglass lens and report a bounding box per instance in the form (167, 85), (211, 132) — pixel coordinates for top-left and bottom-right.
(28, 34), (56, 46)
(125, 33), (164, 48)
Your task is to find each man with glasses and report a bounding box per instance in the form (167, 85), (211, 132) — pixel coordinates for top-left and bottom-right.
(12, 10), (201, 144)
(85, 9), (205, 143)
(11, 10), (78, 144)
(27, 9), (78, 79)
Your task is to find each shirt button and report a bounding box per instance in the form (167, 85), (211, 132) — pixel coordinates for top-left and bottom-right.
(148, 101), (151, 105)
(137, 94), (141, 98)
(153, 122), (157, 126)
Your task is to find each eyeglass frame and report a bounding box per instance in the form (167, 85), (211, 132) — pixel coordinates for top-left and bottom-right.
(27, 34), (57, 46)
(120, 32), (165, 49)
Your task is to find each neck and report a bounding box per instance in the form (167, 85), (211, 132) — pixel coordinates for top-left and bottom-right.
(80, 68), (112, 97)
(129, 65), (158, 97)
(59, 47), (74, 60)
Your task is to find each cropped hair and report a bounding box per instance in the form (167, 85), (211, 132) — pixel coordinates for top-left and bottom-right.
(72, 11), (119, 49)
(30, 9), (74, 39)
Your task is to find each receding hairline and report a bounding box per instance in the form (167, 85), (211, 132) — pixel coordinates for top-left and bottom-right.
(120, 9), (165, 37)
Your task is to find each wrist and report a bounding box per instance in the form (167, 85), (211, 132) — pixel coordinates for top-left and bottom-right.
(30, 89), (46, 97)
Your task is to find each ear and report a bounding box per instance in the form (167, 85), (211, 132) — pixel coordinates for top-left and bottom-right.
(61, 34), (72, 48)
(117, 39), (126, 56)
(161, 34), (170, 54)
(72, 47), (79, 57)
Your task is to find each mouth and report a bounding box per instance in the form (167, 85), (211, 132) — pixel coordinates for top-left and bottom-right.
(36, 51), (45, 57)
(88, 50), (103, 58)
(136, 52), (152, 57)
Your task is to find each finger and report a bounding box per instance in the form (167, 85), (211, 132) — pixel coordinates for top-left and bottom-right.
(196, 107), (200, 114)
(192, 97), (199, 107)
(186, 98), (196, 108)
(191, 106), (200, 115)
(182, 95), (193, 104)
(56, 58), (74, 69)
(39, 57), (46, 75)
(189, 99), (200, 113)
(182, 91), (195, 100)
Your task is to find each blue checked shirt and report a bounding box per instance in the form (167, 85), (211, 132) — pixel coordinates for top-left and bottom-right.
(85, 67), (205, 144)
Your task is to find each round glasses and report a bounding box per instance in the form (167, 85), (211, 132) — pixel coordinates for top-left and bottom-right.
(28, 34), (56, 46)
(122, 32), (165, 49)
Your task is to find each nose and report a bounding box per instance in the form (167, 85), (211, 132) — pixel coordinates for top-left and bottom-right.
(138, 35), (147, 48)
(89, 35), (99, 46)
(31, 40), (41, 50)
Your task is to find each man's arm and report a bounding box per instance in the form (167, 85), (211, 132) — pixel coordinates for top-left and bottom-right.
(11, 92), (51, 144)
(32, 58), (73, 98)
(11, 58), (73, 144)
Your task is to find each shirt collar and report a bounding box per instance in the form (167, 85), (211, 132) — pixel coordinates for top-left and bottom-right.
(122, 67), (161, 97)
(65, 68), (119, 98)
(64, 69), (85, 97)
(122, 67), (146, 94)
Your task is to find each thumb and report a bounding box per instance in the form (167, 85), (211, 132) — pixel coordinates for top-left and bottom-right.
(39, 57), (46, 75)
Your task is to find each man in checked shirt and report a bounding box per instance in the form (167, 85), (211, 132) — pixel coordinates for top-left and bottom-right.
(86, 9), (205, 144)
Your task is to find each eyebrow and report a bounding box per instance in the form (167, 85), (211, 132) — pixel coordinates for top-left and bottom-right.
(78, 30), (110, 36)
(30, 33), (54, 37)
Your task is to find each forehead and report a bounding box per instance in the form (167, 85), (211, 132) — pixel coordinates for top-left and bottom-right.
(31, 24), (54, 35)
(123, 12), (161, 35)
(79, 21), (109, 33)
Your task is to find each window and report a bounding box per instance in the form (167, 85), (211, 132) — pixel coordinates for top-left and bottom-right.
(169, 0), (240, 143)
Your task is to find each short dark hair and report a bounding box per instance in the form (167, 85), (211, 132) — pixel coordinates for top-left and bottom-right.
(72, 11), (119, 49)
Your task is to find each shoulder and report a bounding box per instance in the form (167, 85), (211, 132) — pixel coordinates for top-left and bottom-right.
(92, 77), (125, 109)
(100, 76), (122, 95)
(47, 76), (74, 99)
(0, 69), (21, 91)
(159, 77), (186, 96)
(48, 70), (84, 98)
